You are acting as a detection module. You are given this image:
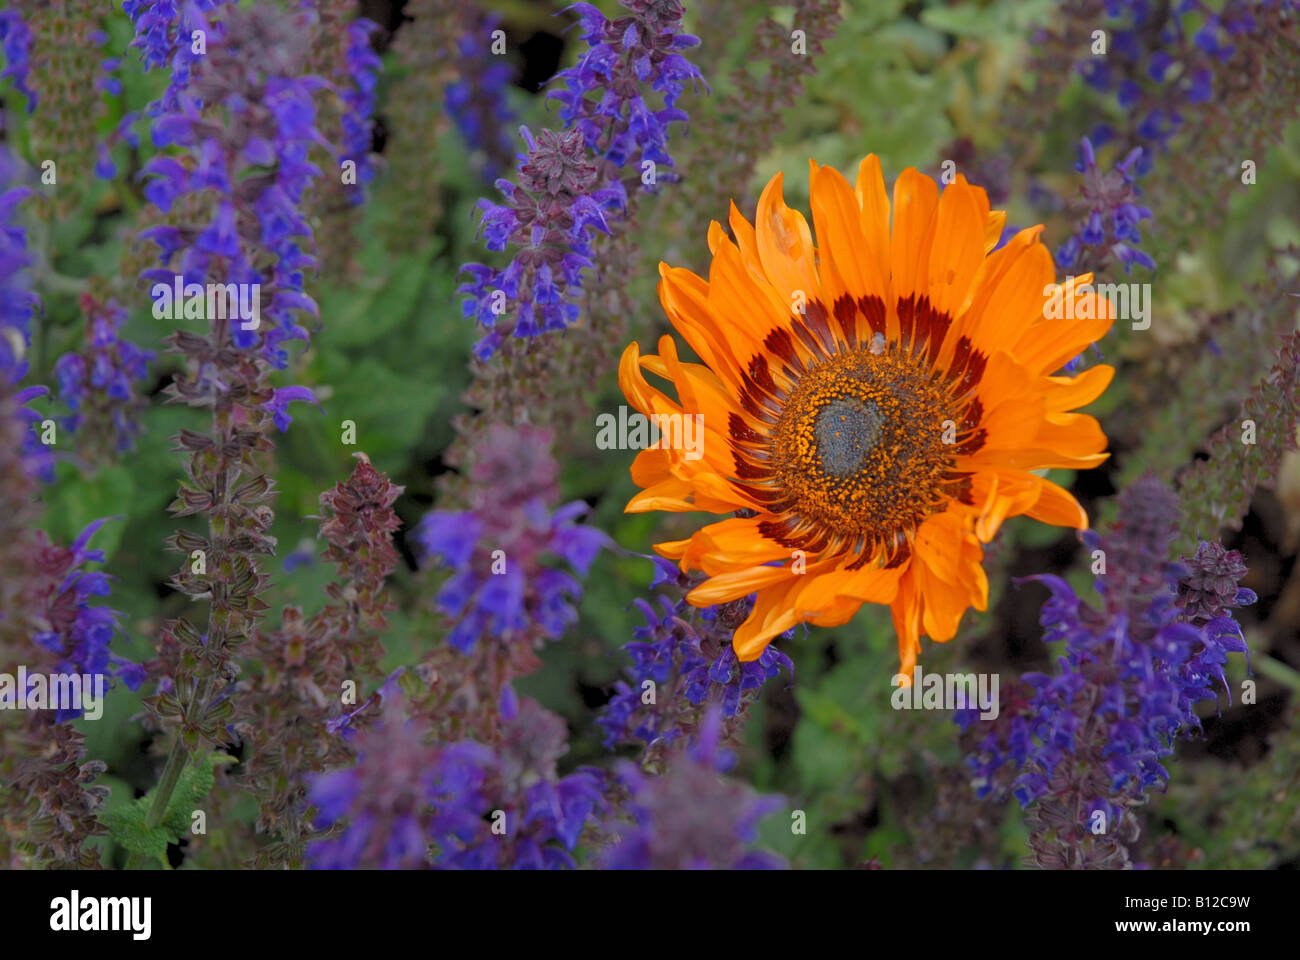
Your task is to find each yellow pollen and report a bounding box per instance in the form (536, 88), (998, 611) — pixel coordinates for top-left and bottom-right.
(769, 345), (958, 544)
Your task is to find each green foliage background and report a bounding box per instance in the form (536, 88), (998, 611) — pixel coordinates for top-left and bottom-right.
(4, 0), (1298, 869)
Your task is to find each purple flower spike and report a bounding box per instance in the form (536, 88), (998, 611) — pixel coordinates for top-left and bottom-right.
(416, 424), (609, 659)
(597, 559), (794, 752)
(601, 706), (786, 869)
(960, 476), (1255, 868)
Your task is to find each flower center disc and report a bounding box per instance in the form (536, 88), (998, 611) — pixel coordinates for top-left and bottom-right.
(771, 345), (956, 541)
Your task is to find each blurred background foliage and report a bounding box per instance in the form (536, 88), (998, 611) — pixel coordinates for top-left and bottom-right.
(4, 0), (1298, 869)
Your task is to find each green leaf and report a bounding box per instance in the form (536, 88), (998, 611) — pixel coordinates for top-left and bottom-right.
(161, 753), (236, 838)
(321, 247), (436, 348)
(101, 809), (170, 862)
(39, 463), (135, 563)
(102, 753), (236, 864)
(920, 4), (994, 37)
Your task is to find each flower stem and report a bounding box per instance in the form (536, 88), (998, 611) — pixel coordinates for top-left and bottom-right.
(123, 737), (186, 870)
(126, 335), (235, 868)
(1256, 653), (1300, 694)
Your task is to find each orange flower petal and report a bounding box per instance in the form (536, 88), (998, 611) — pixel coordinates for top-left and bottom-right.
(1025, 476), (1089, 529)
(755, 171), (821, 305)
(890, 167), (940, 305)
(686, 564), (796, 607)
(732, 577), (806, 660)
(855, 154), (892, 284)
(926, 177), (987, 320)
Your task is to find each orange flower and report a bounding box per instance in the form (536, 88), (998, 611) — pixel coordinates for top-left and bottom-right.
(619, 158), (1114, 682)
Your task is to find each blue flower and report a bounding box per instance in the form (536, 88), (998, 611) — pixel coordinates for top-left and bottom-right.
(136, 8), (326, 373)
(124, 0), (234, 113)
(0, 10), (36, 112)
(445, 13), (516, 181)
(547, 0), (702, 179)
(54, 297), (155, 452)
(456, 0), (700, 358)
(428, 694), (604, 869)
(309, 691), (603, 870)
(1186, 67), (1213, 103)
(598, 558), (794, 750)
(262, 385), (320, 432)
(417, 424), (610, 656)
(1056, 137), (1154, 277)
(458, 128), (625, 355)
(307, 696), (443, 870)
(282, 538), (315, 572)
(32, 518), (142, 723)
(961, 478), (1254, 818)
(600, 707), (785, 869)
(0, 151), (38, 383)
(340, 19), (382, 197)
(196, 202), (241, 258)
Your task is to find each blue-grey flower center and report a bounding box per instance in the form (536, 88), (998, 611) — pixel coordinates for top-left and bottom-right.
(813, 397), (883, 477)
